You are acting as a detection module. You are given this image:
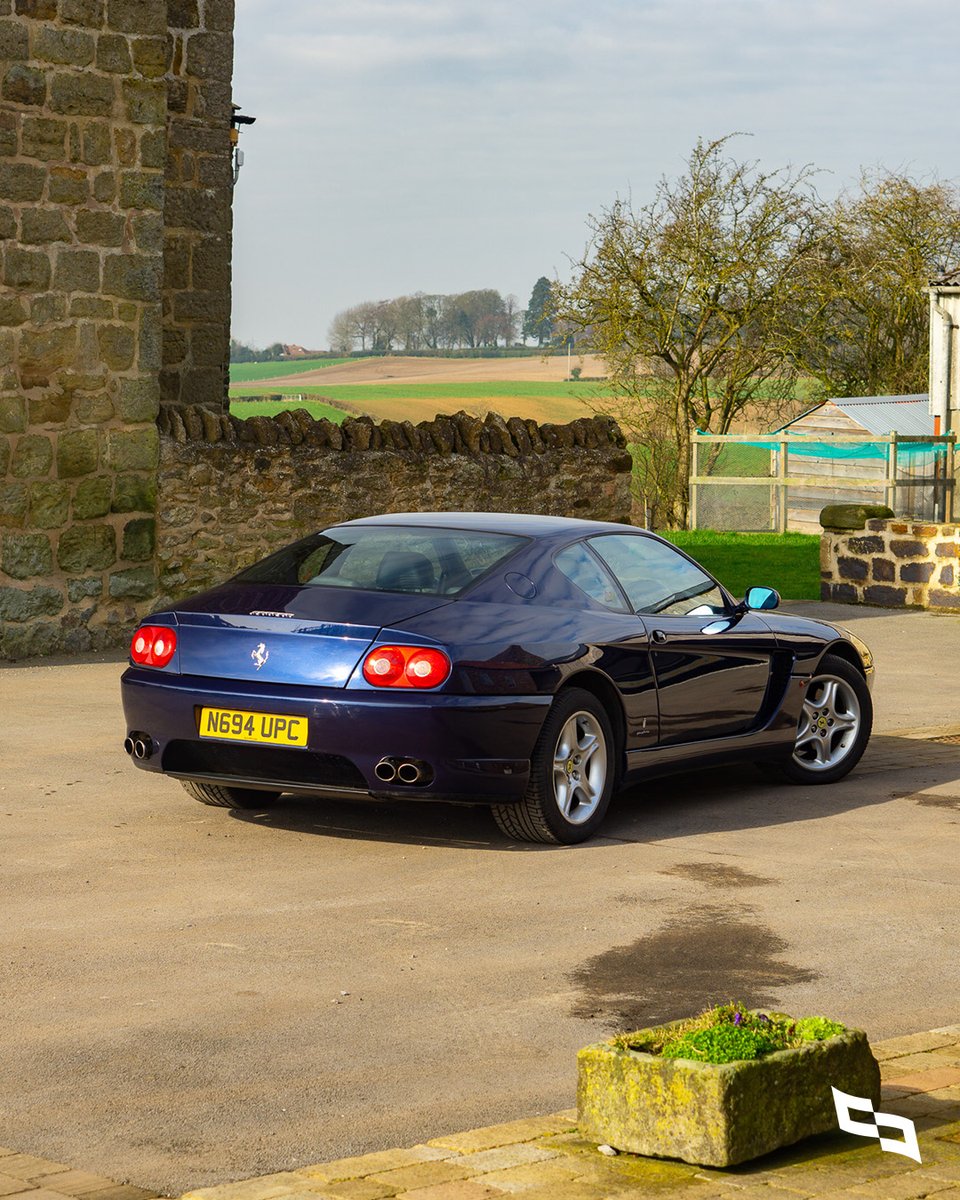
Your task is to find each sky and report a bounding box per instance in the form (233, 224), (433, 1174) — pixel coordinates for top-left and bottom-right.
(230, 0), (958, 350)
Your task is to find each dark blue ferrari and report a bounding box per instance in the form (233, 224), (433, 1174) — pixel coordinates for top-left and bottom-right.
(120, 512), (875, 843)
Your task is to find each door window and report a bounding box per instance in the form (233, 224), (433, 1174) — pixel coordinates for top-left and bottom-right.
(554, 542), (628, 611)
(589, 535), (726, 616)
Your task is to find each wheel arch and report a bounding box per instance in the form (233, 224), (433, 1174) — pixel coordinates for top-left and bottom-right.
(557, 669), (627, 775)
(819, 640), (867, 677)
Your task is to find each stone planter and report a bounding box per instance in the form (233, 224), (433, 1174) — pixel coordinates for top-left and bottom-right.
(577, 1018), (880, 1168)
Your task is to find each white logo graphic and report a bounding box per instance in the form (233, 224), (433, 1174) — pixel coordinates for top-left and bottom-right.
(251, 642), (269, 670)
(831, 1087), (921, 1163)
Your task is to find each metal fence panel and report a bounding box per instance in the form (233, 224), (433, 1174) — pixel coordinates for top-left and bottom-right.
(689, 433), (956, 532)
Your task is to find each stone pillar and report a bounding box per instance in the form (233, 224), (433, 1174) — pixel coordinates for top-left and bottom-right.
(0, 0), (165, 656)
(160, 0), (234, 412)
(820, 518), (960, 610)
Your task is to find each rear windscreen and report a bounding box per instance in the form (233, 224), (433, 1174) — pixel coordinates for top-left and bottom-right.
(232, 526), (527, 596)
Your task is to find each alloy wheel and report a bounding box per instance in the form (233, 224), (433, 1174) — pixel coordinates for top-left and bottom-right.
(792, 674), (861, 772)
(552, 710), (608, 824)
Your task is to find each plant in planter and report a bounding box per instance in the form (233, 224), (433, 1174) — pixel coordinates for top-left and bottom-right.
(577, 1003), (880, 1168)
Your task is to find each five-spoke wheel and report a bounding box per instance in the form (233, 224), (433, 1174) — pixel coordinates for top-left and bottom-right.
(552, 710), (608, 825)
(492, 687), (615, 843)
(776, 654), (872, 784)
(793, 674), (861, 772)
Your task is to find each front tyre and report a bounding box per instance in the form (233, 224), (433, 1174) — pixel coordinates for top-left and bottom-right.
(492, 688), (616, 844)
(180, 780), (282, 809)
(777, 654), (872, 784)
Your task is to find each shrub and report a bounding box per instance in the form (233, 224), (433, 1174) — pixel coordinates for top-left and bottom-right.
(616, 1001), (846, 1065)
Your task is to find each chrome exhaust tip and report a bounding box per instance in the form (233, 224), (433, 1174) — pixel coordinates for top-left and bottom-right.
(133, 737), (152, 761)
(374, 758), (397, 783)
(123, 736), (135, 756)
(396, 761), (421, 784)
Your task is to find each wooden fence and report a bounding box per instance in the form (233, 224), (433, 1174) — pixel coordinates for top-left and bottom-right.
(689, 432), (956, 533)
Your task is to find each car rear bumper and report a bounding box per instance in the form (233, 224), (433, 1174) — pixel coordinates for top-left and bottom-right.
(120, 668), (551, 804)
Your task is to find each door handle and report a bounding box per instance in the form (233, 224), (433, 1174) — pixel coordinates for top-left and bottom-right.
(651, 629), (667, 644)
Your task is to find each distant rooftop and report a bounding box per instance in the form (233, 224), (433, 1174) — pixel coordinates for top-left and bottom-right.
(779, 394), (934, 437)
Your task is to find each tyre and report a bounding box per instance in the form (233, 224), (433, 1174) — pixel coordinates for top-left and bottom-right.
(775, 654), (872, 784)
(492, 687), (616, 844)
(180, 780), (282, 809)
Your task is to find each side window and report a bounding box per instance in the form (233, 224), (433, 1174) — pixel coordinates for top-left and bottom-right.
(554, 542), (628, 612)
(589, 534), (726, 616)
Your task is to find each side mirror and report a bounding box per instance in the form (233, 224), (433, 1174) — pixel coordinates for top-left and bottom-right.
(744, 586), (780, 611)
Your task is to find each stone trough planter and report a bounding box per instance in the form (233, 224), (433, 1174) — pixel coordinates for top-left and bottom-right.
(577, 1016), (880, 1168)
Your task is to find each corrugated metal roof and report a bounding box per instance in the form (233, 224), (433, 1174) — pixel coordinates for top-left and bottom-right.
(779, 394), (933, 437)
(830, 394), (933, 436)
(932, 266), (960, 286)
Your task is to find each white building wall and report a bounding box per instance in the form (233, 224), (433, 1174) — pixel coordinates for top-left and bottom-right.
(929, 287), (960, 430)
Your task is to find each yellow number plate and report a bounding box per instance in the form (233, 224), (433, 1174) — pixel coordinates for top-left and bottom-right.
(198, 707), (308, 748)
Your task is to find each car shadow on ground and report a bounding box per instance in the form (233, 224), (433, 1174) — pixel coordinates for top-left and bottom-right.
(227, 733), (960, 851)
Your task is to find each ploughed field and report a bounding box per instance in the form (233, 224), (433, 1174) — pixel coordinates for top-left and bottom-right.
(229, 354), (610, 425)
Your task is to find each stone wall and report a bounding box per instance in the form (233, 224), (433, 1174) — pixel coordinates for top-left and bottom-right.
(0, 0), (169, 658)
(0, 0), (233, 660)
(155, 406), (634, 600)
(161, 0), (233, 412)
(821, 518), (960, 610)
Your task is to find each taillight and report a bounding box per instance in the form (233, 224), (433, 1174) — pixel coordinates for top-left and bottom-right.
(130, 625), (177, 668)
(362, 645), (451, 689)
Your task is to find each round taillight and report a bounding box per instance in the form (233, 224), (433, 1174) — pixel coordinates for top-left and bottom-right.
(404, 649), (450, 688)
(130, 624), (177, 668)
(362, 646), (405, 686)
(361, 645), (451, 689)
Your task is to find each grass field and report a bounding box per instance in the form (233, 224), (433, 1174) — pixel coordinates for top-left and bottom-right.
(231, 397), (349, 423)
(229, 358), (352, 383)
(662, 530), (820, 600)
(229, 381), (608, 425)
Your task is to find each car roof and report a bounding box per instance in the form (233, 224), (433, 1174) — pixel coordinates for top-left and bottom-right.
(333, 512), (642, 539)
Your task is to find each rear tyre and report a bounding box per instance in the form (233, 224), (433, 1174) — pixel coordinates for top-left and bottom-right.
(774, 654), (872, 784)
(492, 688), (616, 845)
(180, 780), (282, 809)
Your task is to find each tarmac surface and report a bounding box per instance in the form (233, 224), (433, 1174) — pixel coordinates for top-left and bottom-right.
(2, 602), (960, 1196)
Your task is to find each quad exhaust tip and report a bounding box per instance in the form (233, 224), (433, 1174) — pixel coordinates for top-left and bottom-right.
(124, 732), (154, 760)
(374, 757), (432, 786)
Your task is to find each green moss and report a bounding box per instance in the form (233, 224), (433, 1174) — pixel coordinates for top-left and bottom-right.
(795, 1016), (846, 1042)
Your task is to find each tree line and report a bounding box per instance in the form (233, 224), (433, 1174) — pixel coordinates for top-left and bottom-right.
(328, 283), (558, 354)
(229, 339), (289, 363)
(557, 135), (960, 525)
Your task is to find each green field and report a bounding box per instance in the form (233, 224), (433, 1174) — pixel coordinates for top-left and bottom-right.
(229, 380), (606, 402)
(230, 397), (349, 423)
(229, 380), (608, 425)
(662, 530), (819, 600)
(229, 357), (352, 383)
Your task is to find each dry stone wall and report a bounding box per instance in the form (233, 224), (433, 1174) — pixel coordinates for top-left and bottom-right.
(821, 518), (960, 610)
(155, 406), (634, 600)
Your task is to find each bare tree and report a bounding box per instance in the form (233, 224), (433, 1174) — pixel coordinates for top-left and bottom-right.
(801, 172), (960, 398)
(328, 310), (356, 354)
(559, 135), (826, 524)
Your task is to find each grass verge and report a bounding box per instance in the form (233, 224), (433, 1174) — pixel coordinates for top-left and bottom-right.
(662, 530), (820, 600)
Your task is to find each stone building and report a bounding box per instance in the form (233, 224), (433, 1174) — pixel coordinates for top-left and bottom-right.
(1, 0), (236, 657)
